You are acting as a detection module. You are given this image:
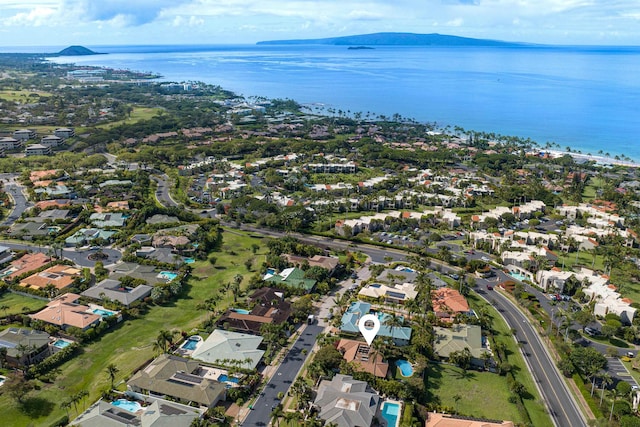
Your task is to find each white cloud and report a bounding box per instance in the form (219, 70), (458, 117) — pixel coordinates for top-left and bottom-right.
(3, 6), (56, 26)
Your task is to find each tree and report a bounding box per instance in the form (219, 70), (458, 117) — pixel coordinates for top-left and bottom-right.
(3, 372), (35, 404)
(449, 348), (472, 371)
(600, 372), (612, 406)
(154, 329), (174, 353)
(0, 305), (9, 317)
(106, 363), (119, 390)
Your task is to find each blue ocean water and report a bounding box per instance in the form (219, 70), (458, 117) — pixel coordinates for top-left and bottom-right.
(50, 44), (640, 159)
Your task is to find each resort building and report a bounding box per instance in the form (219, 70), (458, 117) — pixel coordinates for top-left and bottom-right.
(54, 127), (75, 139)
(0, 137), (22, 150)
(335, 338), (389, 377)
(313, 374), (380, 427)
(40, 135), (63, 147)
(127, 354), (226, 408)
(81, 278), (153, 307)
(583, 282), (636, 324)
(13, 129), (36, 141)
(25, 143), (52, 156)
(191, 329), (265, 369)
(0, 327), (51, 366)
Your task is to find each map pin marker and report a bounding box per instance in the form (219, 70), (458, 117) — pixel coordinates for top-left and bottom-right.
(358, 314), (381, 346)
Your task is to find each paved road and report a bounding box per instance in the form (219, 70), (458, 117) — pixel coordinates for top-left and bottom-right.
(0, 242), (121, 268)
(242, 323), (325, 427)
(1, 173), (31, 226)
(477, 285), (587, 427)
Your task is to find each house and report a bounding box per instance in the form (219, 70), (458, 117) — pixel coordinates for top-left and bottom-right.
(313, 374), (380, 427)
(340, 301), (412, 346)
(335, 338), (389, 377)
(282, 253), (340, 274)
(30, 293), (101, 330)
(65, 228), (116, 246)
(433, 324), (488, 363)
(0, 252), (52, 281)
(54, 127), (75, 139)
(425, 412), (514, 427)
(19, 264), (82, 291)
(431, 288), (471, 323)
(71, 394), (203, 427)
(25, 143), (52, 156)
(89, 212), (127, 228)
(81, 278), (153, 307)
(0, 327), (51, 366)
(127, 354), (226, 408)
(358, 282), (417, 305)
(216, 288), (291, 334)
(191, 329), (265, 369)
(0, 245), (14, 265)
(264, 267), (316, 293)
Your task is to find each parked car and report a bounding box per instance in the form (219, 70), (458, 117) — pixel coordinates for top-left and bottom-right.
(487, 284), (494, 290)
(585, 327), (597, 336)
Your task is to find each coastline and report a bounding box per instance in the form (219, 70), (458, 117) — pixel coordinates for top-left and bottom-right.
(542, 150), (638, 168)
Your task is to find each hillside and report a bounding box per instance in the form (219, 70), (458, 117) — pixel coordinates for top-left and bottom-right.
(257, 32), (525, 47)
(57, 45), (101, 56)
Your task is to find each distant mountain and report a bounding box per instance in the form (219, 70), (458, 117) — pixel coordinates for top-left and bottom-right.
(257, 32), (526, 47)
(57, 45), (102, 56)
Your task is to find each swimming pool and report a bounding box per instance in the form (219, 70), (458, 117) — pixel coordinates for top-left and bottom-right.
(53, 339), (71, 349)
(509, 271), (529, 282)
(181, 336), (201, 351)
(159, 271), (178, 281)
(233, 308), (251, 315)
(381, 401), (401, 427)
(112, 399), (142, 413)
(92, 308), (116, 317)
(218, 374), (240, 383)
(184, 257), (195, 264)
(395, 359), (413, 377)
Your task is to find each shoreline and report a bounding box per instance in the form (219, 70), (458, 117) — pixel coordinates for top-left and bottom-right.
(541, 149), (638, 168)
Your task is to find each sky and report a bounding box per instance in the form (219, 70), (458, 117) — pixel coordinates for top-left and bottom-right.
(0, 0), (639, 48)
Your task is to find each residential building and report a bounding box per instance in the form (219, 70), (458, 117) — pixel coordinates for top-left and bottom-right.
(13, 129), (36, 141)
(425, 412), (514, 427)
(313, 374), (380, 427)
(216, 288), (291, 334)
(25, 143), (52, 156)
(30, 293), (101, 330)
(0, 327), (51, 366)
(0, 245), (14, 265)
(0, 252), (52, 281)
(282, 253), (340, 274)
(358, 282), (417, 304)
(127, 354), (226, 408)
(536, 267), (608, 292)
(71, 394), (203, 427)
(89, 212), (127, 228)
(0, 136), (22, 150)
(307, 162), (357, 173)
(431, 288), (471, 323)
(264, 267), (317, 293)
(81, 278), (153, 307)
(54, 127), (75, 139)
(19, 264), (82, 291)
(335, 338), (389, 377)
(340, 301), (412, 346)
(65, 228), (116, 246)
(583, 282), (636, 324)
(433, 324), (488, 364)
(191, 329), (265, 369)
(40, 135), (63, 147)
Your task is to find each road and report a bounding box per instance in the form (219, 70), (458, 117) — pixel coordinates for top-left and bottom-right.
(242, 323), (325, 426)
(1, 173), (31, 226)
(0, 242), (121, 268)
(477, 285), (587, 427)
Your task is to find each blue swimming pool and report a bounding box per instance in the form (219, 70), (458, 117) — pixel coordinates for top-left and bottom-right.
(184, 257), (195, 264)
(181, 337), (201, 350)
(381, 402), (401, 427)
(233, 308), (251, 314)
(112, 399), (142, 413)
(218, 374), (240, 383)
(53, 339), (71, 349)
(92, 308), (116, 317)
(395, 360), (413, 377)
(159, 271), (178, 281)
(509, 271), (529, 282)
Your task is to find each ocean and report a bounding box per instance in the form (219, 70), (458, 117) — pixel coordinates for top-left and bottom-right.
(48, 44), (640, 160)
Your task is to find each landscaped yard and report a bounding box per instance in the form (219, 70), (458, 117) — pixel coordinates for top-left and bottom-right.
(94, 107), (162, 130)
(0, 292), (47, 315)
(0, 228), (267, 426)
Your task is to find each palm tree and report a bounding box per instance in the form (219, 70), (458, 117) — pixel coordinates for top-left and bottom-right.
(106, 363), (119, 390)
(609, 388), (621, 422)
(155, 329), (174, 353)
(600, 373), (612, 407)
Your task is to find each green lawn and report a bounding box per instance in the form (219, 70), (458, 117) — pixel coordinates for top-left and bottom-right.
(0, 229), (267, 426)
(0, 292), (47, 315)
(94, 107), (162, 130)
(0, 89), (52, 102)
(426, 363), (523, 423)
(467, 292), (553, 427)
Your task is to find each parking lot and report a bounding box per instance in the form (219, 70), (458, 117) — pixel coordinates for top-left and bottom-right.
(606, 357), (639, 389)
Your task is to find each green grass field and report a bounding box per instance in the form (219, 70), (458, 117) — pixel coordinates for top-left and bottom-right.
(94, 107), (162, 130)
(0, 89), (52, 102)
(0, 292), (47, 315)
(0, 229), (267, 426)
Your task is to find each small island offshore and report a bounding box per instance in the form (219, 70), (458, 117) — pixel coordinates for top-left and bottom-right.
(0, 42), (638, 427)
